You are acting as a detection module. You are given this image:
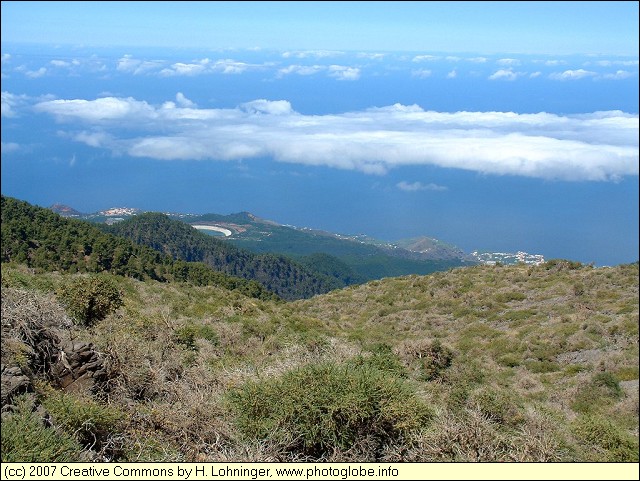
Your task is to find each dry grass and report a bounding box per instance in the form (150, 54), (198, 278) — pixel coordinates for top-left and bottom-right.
(1, 261), (637, 462)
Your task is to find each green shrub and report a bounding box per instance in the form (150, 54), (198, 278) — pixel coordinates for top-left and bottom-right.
(174, 323), (219, 351)
(421, 339), (454, 381)
(41, 390), (123, 452)
(227, 362), (432, 458)
(573, 414), (639, 462)
(592, 372), (622, 398)
(1, 395), (82, 462)
(57, 275), (123, 326)
(349, 343), (407, 377)
(469, 387), (525, 426)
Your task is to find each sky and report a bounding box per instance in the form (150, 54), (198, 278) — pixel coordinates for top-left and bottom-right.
(1, 1), (639, 266)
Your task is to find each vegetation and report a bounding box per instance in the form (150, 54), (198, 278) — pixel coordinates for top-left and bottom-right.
(56, 275), (124, 326)
(1, 196), (277, 301)
(1, 195), (638, 463)
(104, 212), (341, 300)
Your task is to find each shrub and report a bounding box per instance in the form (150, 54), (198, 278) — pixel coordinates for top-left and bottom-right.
(174, 323), (219, 351)
(420, 340), (454, 381)
(57, 275), (123, 326)
(41, 390), (124, 453)
(227, 362), (432, 458)
(1, 395), (82, 462)
(573, 414), (639, 462)
(592, 372), (622, 398)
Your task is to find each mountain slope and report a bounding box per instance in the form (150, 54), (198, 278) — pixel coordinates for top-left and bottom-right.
(1, 260), (637, 462)
(187, 212), (473, 280)
(0, 196), (276, 300)
(104, 213), (342, 300)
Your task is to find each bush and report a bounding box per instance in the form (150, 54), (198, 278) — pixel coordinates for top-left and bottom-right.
(421, 340), (454, 381)
(1, 395), (82, 462)
(573, 414), (639, 462)
(174, 323), (219, 351)
(41, 390), (123, 453)
(227, 362), (432, 458)
(57, 275), (123, 326)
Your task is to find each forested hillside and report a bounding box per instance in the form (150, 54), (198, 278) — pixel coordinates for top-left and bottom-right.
(0, 196), (275, 300)
(104, 213), (342, 300)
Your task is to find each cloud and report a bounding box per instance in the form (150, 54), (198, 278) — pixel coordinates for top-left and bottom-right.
(397, 181), (447, 192)
(411, 69), (432, 78)
(116, 54), (164, 75)
(1, 53), (10, 63)
(446, 70), (457, 79)
(25, 67), (47, 78)
(549, 69), (597, 80)
(467, 57), (488, 63)
(497, 58), (521, 66)
(1, 91), (28, 117)
(282, 50), (343, 59)
(175, 92), (196, 108)
(327, 65), (360, 81)
(412, 55), (439, 62)
(488, 69), (521, 81)
(1, 141), (20, 154)
(601, 70), (633, 80)
(31, 94), (639, 182)
(278, 64), (360, 80)
(357, 52), (385, 60)
(158, 58), (265, 76)
(544, 60), (567, 66)
(277, 64), (325, 77)
(530, 71), (542, 78)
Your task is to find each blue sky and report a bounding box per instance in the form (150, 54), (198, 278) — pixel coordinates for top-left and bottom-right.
(1, 1), (639, 265)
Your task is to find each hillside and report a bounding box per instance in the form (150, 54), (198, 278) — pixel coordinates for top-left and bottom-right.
(103, 213), (342, 300)
(0, 196), (276, 301)
(187, 212), (473, 280)
(1, 257), (637, 462)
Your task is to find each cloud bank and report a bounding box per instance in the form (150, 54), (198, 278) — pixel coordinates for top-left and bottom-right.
(31, 95), (639, 181)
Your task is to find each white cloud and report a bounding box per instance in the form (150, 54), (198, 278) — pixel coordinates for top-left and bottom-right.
(116, 54), (164, 75)
(34, 96), (156, 122)
(327, 65), (360, 81)
(278, 64), (360, 80)
(544, 60), (567, 66)
(488, 69), (521, 81)
(467, 57), (488, 63)
(1, 141), (20, 153)
(411, 69), (432, 78)
(1, 91), (27, 117)
(549, 69), (597, 80)
(446, 70), (457, 79)
(530, 71), (542, 78)
(412, 55), (439, 62)
(497, 58), (521, 66)
(31, 94), (639, 182)
(175, 92), (196, 108)
(397, 181), (447, 192)
(160, 59), (209, 76)
(601, 70), (633, 80)
(1, 53), (11, 63)
(278, 65), (325, 77)
(25, 67), (47, 78)
(282, 50), (343, 59)
(240, 99), (293, 115)
(357, 52), (385, 60)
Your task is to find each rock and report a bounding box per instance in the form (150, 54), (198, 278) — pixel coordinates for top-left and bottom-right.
(1, 364), (33, 408)
(50, 341), (106, 394)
